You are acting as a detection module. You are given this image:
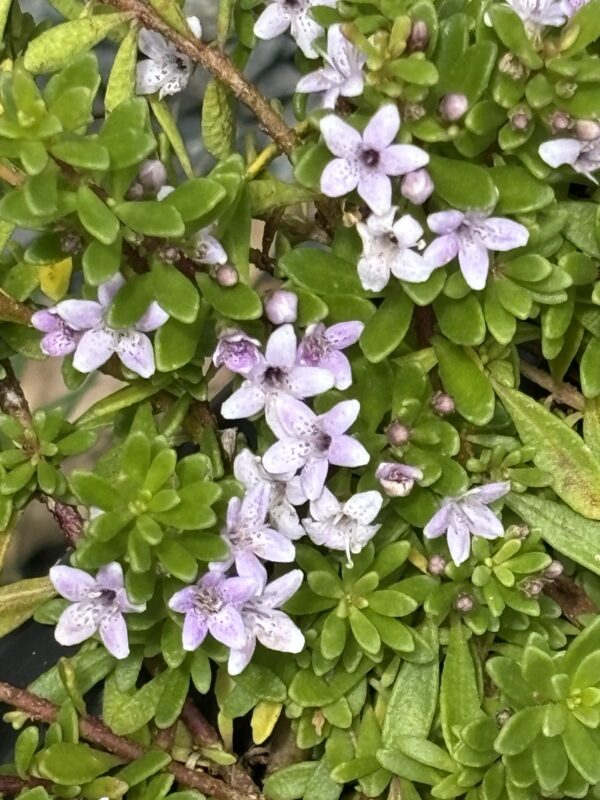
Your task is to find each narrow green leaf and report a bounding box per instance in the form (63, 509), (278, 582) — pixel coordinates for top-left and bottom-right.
(0, 577), (55, 638)
(105, 24), (138, 113)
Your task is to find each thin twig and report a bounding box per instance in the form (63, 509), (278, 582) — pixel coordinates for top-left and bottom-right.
(39, 495), (84, 546)
(0, 682), (259, 800)
(0, 163), (25, 187)
(99, 0), (298, 155)
(519, 360), (585, 411)
(0, 360), (33, 428)
(0, 290), (33, 325)
(0, 776), (52, 796)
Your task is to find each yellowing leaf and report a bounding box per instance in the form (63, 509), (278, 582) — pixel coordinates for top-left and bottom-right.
(39, 257), (73, 301)
(0, 577), (55, 637)
(251, 701), (282, 744)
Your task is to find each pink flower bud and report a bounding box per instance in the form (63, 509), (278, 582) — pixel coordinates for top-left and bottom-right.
(427, 554), (446, 576)
(125, 181), (144, 200)
(454, 593), (474, 613)
(215, 265), (239, 287)
(385, 421), (411, 447)
(439, 93), (469, 122)
(408, 20), (429, 51)
(264, 290), (298, 325)
(510, 110), (530, 131)
(431, 392), (455, 415)
(574, 119), (600, 141)
(550, 110), (571, 132)
(138, 159), (168, 193)
(544, 559), (564, 580)
(400, 169), (434, 204)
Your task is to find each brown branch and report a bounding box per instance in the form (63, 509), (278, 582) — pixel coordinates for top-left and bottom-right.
(519, 360), (585, 412)
(0, 776), (52, 796)
(413, 305), (436, 349)
(0, 163), (25, 187)
(39, 495), (84, 546)
(0, 682), (258, 800)
(0, 291), (33, 325)
(543, 575), (597, 626)
(0, 360), (33, 429)
(99, 0), (298, 155)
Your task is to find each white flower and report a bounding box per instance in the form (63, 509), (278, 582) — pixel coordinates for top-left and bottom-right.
(296, 24), (365, 108)
(504, 0), (568, 29)
(254, 0), (336, 59)
(539, 137), (600, 183)
(357, 208), (435, 292)
(136, 16), (202, 99)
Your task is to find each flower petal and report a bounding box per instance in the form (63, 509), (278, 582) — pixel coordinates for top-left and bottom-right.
(234, 449), (266, 488)
(477, 218), (530, 252)
(393, 214), (424, 248)
(220, 576), (259, 605)
(117, 331), (156, 378)
(31, 309), (60, 333)
(446, 516), (471, 566)
(99, 612), (129, 659)
(255, 609), (305, 653)
(380, 144), (429, 176)
(98, 274), (125, 308)
(321, 157), (360, 198)
(41, 329), (78, 357)
(287, 365), (335, 397)
(297, 68), (335, 94)
(462, 503), (504, 539)
(363, 104), (400, 150)
(465, 481), (510, 503)
(301, 456), (329, 500)
(358, 250), (392, 292)
(320, 350), (352, 391)
(321, 115), (362, 159)
(182, 609), (208, 650)
(263, 438), (312, 474)
(195, 230), (228, 265)
(326, 321), (364, 349)
(55, 300), (103, 331)
(328, 435), (369, 467)
(274, 395), (319, 438)
(391, 249), (435, 283)
(427, 210), (465, 235)
(424, 234), (459, 268)
(457, 236), (490, 291)
(249, 527), (297, 562)
(55, 601), (101, 646)
(209, 606), (247, 649)
(240, 483), (271, 528)
(309, 486), (341, 520)
(73, 329), (117, 373)
(263, 569), (304, 607)
(138, 28), (170, 60)
(228, 636), (256, 676)
(538, 138), (584, 168)
(50, 566), (95, 601)
(169, 586), (200, 613)
(290, 9), (324, 58)
(265, 324), (297, 369)
(320, 399), (360, 436)
(221, 381), (266, 419)
(95, 562), (125, 591)
(423, 504), (451, 538)
(136, 302), (169, 332)
(254, 2), (290, 39)
(358, 171), (392, 216)
(343, 490), (383, 524)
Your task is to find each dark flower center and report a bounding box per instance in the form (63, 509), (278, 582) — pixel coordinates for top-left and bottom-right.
(316, 432), (332, 451)
(175, 56), (187, 71)
(196, 587), (224, 613)
(361, 148), (380, 168)
(284, 0), (302, 7)
(387, 233), (398, 245)
(264, 366), (286, 387)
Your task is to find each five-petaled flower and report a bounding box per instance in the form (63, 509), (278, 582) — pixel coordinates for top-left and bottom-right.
(357, 208), (435, 291)
(214, 484), (297, 576)
(50, 562), (145, 659)
(424, 210), (529, 291)
(220, 324), (334, 435)
(32, 274), (168, 378)
(539, 137), (600, 183)
(296, 24), (365, 108)
(254, 0), (336, 58)
(302, 487), (382, 565)
(320, 105), (429, 215)
(136, 16), (202, 98)
(297, 321), (363, 390)
(262, 395), (370, 500)
(228, 563), (305, 675)
(423, 482), (511, 566)
(169, 571), (257, 651)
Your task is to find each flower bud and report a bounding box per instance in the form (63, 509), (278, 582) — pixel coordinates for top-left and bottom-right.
(431, 392), (455, 415)
(439, 93), (469, 122)
(264, 290), (298, 325)
(215, 265), (239, 287)
(408, 20), (429, 51)
(138, 159), (168, 193)
(510, 109), (530, 131)
(427, 554), (446, 576)
(375, 462), (423, 497)
(574, 119), (600, 141)
(60, 232), (83, 255)
(213, 329), (263, 376)
(521, 578), (544, 597)
(544, 559), (564, 580)
(496, 708), (513, 728)
(386, 421), (411, 447)
(550, 110), (571, 132)
(125, 181), (144, 200)
(400, 169), (434, 204)
(402, 102), (426, 121)
(454, 593), (475, 613)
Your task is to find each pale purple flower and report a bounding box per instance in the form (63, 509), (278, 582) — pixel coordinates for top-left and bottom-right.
(400, 169), (434, 204)
(213, 329), (264, 376)
(234, 449), (304, 540)
(357, 208), (435, 292)
(262, 395), (369, 501)
(500, 0), (567, 29)
(228, 564), (304, 675)
(425, 210), (529, 291)
(538, 137), (600, 183)
(423, 482), (511, 566)
(214, 484), (296, 576)
(297, 321), (363, 390)
(302, 487), (382, 565)
(193, 227), (228, 265)
(32, 310), (81, 357)
(265, 290), (298, 325)
(296, 24), (365, 108)
(169, 571), (257, 651)
(50, 562), (145, 659)
(37, 275), (168, 378)
(320, 105), (429, 215)
(136, 16), (202, 98)
(376, 462), (423, 497)
(254, 0), (336, 58)
(220, 324), (334, 435)
(562, 0), (590, 14)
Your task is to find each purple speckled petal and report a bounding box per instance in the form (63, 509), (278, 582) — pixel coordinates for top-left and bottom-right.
(50, 565), (95, 601)
(358, 171), (392, 216)
(41, 328), (79, 357)
(116, 331), (156, 378)
(265, 324), (297, 369)
(95, 562), (125, 592)
(263, 438), (312, 474)
(221, 381), (266, 419)
(363, 104), (400, 150)
(99, 611), (129, 659)
(254, 2), (291, 39)
(136, 302), (169, 332)
(319, 399), (360, 436)
(423, 503), (451, 538)
(321, 115), (362, 159)
(379, 144), (428, 176)
(327, 435), (369, 467)
(73, 329), (116, 373)
(262, 569), (304, 608)
(301, 456), (329, 500)
(286, 365), (335, 397)
(31, 309), (60, 333)
(321, 158), (360, 197)
(182, 609), (208, 650)
(55, 300), (103, 331)
(325, 321), (364, 349)
(209, 606), (247, 649)
(55, 601), (101, 646)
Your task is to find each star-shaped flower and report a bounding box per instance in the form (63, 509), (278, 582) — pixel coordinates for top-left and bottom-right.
(262, 395), (369, 500)
(50, 562), (145, 659)
(254, 0), (336, 58)
(320, 105), (429, 215)
(357, 208), (435, 291)
(424, 210), (529, 291)
(538, 137), (600, 183)
(297, 321), (363, 390)
(296, 24), (365, 108)
(136, 16), (202, 99)
(423, 482), (511, 566)
(302, 487), (383, 565)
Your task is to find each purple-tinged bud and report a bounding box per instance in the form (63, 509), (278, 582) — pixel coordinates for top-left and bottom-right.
(60, 232), (83, 255)
(138, 159), (168, 193)
(496, 708), (513, 728)
(521, 578), (544, 597)
(386, 421), (411, 447)
(544, 559), (564, 580)
(264, 290), (298, 325)
(400, 169), (434, 204)
(427, 554), (446, 576)
(408, 20), (429, 51)
(431, 392), (455, 415)
(574, 119), (600, 141)
(439, 93), (469, 122)
(375, 462), (423, 497)
(215, 265), (239, 287)
(550, 110), (571, 133)
(213, 329), (263, 376)
(126, 181), (144, 200)
(454, 593), (475, 613)
(510, 110), (530, 131)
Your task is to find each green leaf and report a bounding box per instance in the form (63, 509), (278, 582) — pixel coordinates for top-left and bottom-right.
(106, 274), (153, 328)
(24, 13), (131, 73)
(495, 383), (600, 518)
(154, 668), (189, 728)
(506, 493), (600, 576)
(0, 578), (55, 637)
(428, 156), (498, 211)
(580, 337), (600, 398)
(99, 98), (156, 170)
(105, 24), (138, 113)
(440, 622), (480, 757)
(103, 671), (169, 735)
(149, 97), (194, 178)
(77, 185), (120, 245)
(562, 0), (600, 55)
(349, 608), (381, 654)
(563, 716), (600, 782)
(36, 742), (122, 784)
(0, 0), (12, 40)
(83, 237), (122, 285)
(202, 79), (234, 160)
(114, 201), (185, 238)
(488, 5), (543, 68)
(152, 260), (199, 322)
(533, 734), (568, 793)
(280, 248), (366, 296)
(434, 294), (486, 346)
(433, 336), (495, 425)
(196, 273), (262, 320)
(264, 762), (319, 800)
(360, 286), (412, 362)
(494, 707), (543, 755)
(248, 177), (316, 216)
(161, 178), (226, 222)
(489, 166), (554, 214)
(115, 750), (171, 787)
(155, 313), (204, 372)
